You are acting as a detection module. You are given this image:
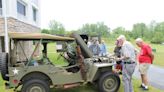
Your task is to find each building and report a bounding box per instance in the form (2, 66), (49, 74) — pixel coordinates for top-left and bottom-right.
(0, 0), (41, 52)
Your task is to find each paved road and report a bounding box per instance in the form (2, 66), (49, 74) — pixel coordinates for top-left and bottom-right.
(133, 65), (164, 90)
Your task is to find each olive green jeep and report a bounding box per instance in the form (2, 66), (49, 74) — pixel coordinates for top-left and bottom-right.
(0, 32), (120, 92)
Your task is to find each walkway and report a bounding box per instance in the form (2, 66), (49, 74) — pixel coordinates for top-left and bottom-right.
(133, 65), (164, 90)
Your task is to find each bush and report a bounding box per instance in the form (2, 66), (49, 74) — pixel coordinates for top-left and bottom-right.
(151, 32), (164, 44)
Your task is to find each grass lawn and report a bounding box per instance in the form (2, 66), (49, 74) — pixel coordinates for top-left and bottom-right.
(151, 44), (164, 67)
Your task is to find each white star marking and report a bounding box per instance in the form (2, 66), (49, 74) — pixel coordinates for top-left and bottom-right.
(12, 68), (19, 75)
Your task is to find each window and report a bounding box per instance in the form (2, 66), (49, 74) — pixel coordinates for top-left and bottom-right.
(32, 0), (38, 6)
(17, 1), (26, 16)
(0, 0), (2, 8)
(0, 0), (2, 15)
(33, 7), (37, 21)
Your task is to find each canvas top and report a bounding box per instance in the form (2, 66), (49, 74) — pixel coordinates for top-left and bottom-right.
(8, 32), (74, 41)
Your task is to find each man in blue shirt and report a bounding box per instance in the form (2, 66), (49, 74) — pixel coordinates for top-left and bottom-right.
(99, 40), (107, 56)
(89, 40), (100, 56)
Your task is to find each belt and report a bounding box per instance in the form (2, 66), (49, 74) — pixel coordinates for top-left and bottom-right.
(124, 62), (135, 64)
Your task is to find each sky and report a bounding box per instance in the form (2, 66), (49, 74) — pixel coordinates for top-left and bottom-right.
(40, 0), (164, 31)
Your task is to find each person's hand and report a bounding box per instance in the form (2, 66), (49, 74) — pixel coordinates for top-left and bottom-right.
(115, 58), (121, 61)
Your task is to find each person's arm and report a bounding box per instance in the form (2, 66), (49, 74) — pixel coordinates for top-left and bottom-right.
(146, 46), (154, 62)
(115, 45), (130, 61)
(150, 53), (154, 62)
(97, 45), (101, 54)
(104, 44), (107, 53)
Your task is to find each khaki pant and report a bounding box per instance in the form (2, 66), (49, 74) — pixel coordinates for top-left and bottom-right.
(139, 63), (150, 74)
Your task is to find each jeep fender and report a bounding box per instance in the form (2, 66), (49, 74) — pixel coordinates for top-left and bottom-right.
(21, 72), (52, 85)
(88, 63), (113, 82)
(8, 66), (53, 88)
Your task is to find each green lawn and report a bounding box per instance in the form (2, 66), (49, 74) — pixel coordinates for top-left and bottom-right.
(151, 44), (164, 67)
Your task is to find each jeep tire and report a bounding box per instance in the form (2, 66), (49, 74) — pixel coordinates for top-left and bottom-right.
(21, 79), (50, 92)
(98, 72), (120, 92)
(0, 53), (9, 81)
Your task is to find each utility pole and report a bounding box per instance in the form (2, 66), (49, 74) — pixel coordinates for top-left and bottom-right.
(2, 0), (9, 53)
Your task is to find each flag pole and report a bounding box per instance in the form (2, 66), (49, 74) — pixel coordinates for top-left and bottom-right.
(2, 0), (9, 53)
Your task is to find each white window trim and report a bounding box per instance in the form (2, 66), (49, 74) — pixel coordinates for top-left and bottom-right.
(17, 0), (27, 16)
(0, 8), (2, 16)
(31, 3), (38, 10)
(31, 0), (38, 7)
(32, 6), (37, 22)
(20, 0), (28, 4)
(17, 0), (28, 23)
(0, 0), (2, 16)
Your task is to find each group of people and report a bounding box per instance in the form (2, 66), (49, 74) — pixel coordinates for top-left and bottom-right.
(113, 35), (154, 92)
(88, 39), (107, 56)
(88, 35), (154, 92)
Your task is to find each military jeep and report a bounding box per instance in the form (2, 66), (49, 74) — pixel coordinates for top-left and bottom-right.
(0, 32), (120, 92)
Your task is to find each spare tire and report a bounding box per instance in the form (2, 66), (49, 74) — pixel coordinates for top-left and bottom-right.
(0, 53), (9, 81)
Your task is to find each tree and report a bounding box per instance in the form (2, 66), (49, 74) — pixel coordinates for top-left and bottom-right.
(147, 20), (157, 39)
(112, 27), (126, 34)
(49, 20), (65, 35)
(150, 22), (164, 43)
(41, 29), (50, 34)
(149, 20), (156, 32)
(151, 32), (164, 44)
(78, 22), (110, 37)
(131, 23), (148, 39)
(154, 22), (164, 35)
(112, 27), (132, 40)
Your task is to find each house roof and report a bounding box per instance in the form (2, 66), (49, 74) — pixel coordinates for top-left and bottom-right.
(8, 32), (74, 41)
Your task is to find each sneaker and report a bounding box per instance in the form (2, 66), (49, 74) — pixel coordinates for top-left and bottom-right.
(118, 71), (122, 75)
(142, 87), (149, 91)
(139, 84), (144, 88)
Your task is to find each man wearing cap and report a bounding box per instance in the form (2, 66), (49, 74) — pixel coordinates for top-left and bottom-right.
(135, 38), (154, 90)
(116, 35), (137, 92)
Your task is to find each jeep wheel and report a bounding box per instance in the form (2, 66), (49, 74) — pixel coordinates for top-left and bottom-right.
(98, 72), (120, 92)
(0, 53), (9, 81)
(21, 79), (50, 92)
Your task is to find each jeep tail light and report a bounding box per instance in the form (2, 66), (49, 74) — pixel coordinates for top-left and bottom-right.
(13, 79), (18, 84)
